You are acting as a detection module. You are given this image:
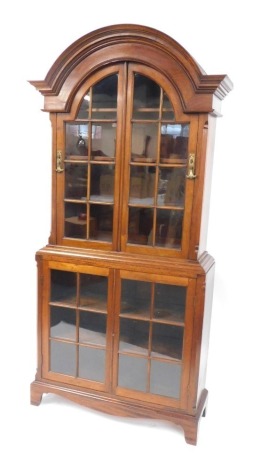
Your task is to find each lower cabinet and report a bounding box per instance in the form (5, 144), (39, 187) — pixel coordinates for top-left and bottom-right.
(32, 248), (214, 445)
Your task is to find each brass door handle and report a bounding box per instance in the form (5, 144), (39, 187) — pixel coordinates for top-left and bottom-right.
(186, 153), (197, 179)
(56, 150), (64, 173)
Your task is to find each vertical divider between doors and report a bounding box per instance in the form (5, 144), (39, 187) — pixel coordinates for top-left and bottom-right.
(75, 272), (80, 379)
(118, 63), (134, 251)
(114, 63), (128, 251)
(109, 269), (121, 394)
(147, 282), (155, 393)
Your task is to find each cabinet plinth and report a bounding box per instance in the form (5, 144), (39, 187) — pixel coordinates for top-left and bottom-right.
(30, 24), (232, 444)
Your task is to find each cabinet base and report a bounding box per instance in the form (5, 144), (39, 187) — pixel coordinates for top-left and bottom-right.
(31, 380), (207, 445)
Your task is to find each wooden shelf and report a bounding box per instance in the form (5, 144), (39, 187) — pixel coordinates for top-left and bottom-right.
(120, 310), (184, 326)
(79, 297), (107, 313)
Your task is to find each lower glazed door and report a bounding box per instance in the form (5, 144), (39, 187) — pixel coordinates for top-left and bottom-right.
(41, 261), (114, 392)
(113, 270), (196, 408)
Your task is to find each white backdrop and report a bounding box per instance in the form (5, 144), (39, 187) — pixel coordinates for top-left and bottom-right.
(1, 1), (252, 468)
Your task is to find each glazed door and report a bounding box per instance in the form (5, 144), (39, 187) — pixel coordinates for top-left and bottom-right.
(56, 65), (125, 250)
(121, 64), (198, 258)
(55, 63), (198, 257)
(113, 271), (196, 408)
(41, 262), (114, 392)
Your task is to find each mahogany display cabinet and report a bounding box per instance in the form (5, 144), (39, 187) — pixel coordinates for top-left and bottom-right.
(29, 24), (232, 444)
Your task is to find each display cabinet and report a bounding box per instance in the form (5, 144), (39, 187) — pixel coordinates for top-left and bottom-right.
(30, 24), (232, 444)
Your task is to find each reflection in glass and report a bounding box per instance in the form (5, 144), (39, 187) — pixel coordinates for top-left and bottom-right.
(155, 209), (183, 248)
(92, 74), (118, 119)
(65, 163), (88, 200)
(89, 205), (113, 242)
(118, 355), (147, 392)
(65, 123), (89, 159)
(50, 340), (76, 376)
(152, 323), (184, 360)
(50, 270), (76, 304)
(121, 279), (151, 318)
(160, 124), (189, 161)
(128, 207), (153, 245)
(80, 274), (108, 311)
(131, 123), (158, 162)
(79, 346), (105, 382)
(77, 92), (90, 119)
(91, 123), (116, 160)
(129, 166), (155, 203)
(79, 312), (106, 346)
(90, 164), (114, 202)
(150, 361), (181, 398)
(157, 168), (185, 206)
(119, 318), (149, 354)
(64, 202), (88, 239)
(154, 284), (186, 323)
(162, 93), (174, 120)
(133, 74), (160, 119)
(50, 306), (76, 340)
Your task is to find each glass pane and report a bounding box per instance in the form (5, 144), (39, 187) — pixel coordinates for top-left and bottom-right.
(90, 164), (114, 203)
(160, 124), (189, 162)
(50, 340), (76, 376)
(121, 279), (151, 318)
(89, 205), (113, 242)
(118, 355), (147, 392)
(65, 123), (89, 159)
(150, 361), (181, 398)
(133, 74), (160, 119)
(129, 166), (155, 204)
(64, 202), (88, 239)
(151, 324), (184, 360)
(131, 123), (158, 162)
(79, 312), (106, 346)
(92, 74), (118, 119)
(162, 93), (175, 120)
(154, 284), (186, 323)
(119, 318), (149, 355)
(80, 274), (108, 311)
(91, 123), (116, 161)
(50, 270), (76, 305)
(77, 91), (90, 119)
(155, 209), (183, 248)
(128, 207), (153, 245)
(50, 306), (76, 340)
(65, 163), (88, 200)
(79, 346), (105, 382)
(157, 168), (186, 207)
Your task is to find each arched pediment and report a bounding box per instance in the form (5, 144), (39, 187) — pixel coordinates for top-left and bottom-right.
(29, 24), (232, 114)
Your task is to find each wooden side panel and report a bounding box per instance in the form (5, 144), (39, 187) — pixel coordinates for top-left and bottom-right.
(196, 265), (215, 402)
(187, 263), (215, 410)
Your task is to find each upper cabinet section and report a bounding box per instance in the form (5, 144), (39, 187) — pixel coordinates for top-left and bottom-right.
(30, 24), (233, 259)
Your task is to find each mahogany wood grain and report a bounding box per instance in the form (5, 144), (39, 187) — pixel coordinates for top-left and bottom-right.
(31, 380), (208, 445)
(29, 24), (232, 445)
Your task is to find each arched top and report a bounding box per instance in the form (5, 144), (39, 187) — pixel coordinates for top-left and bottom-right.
(29, 24), (233, 114)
